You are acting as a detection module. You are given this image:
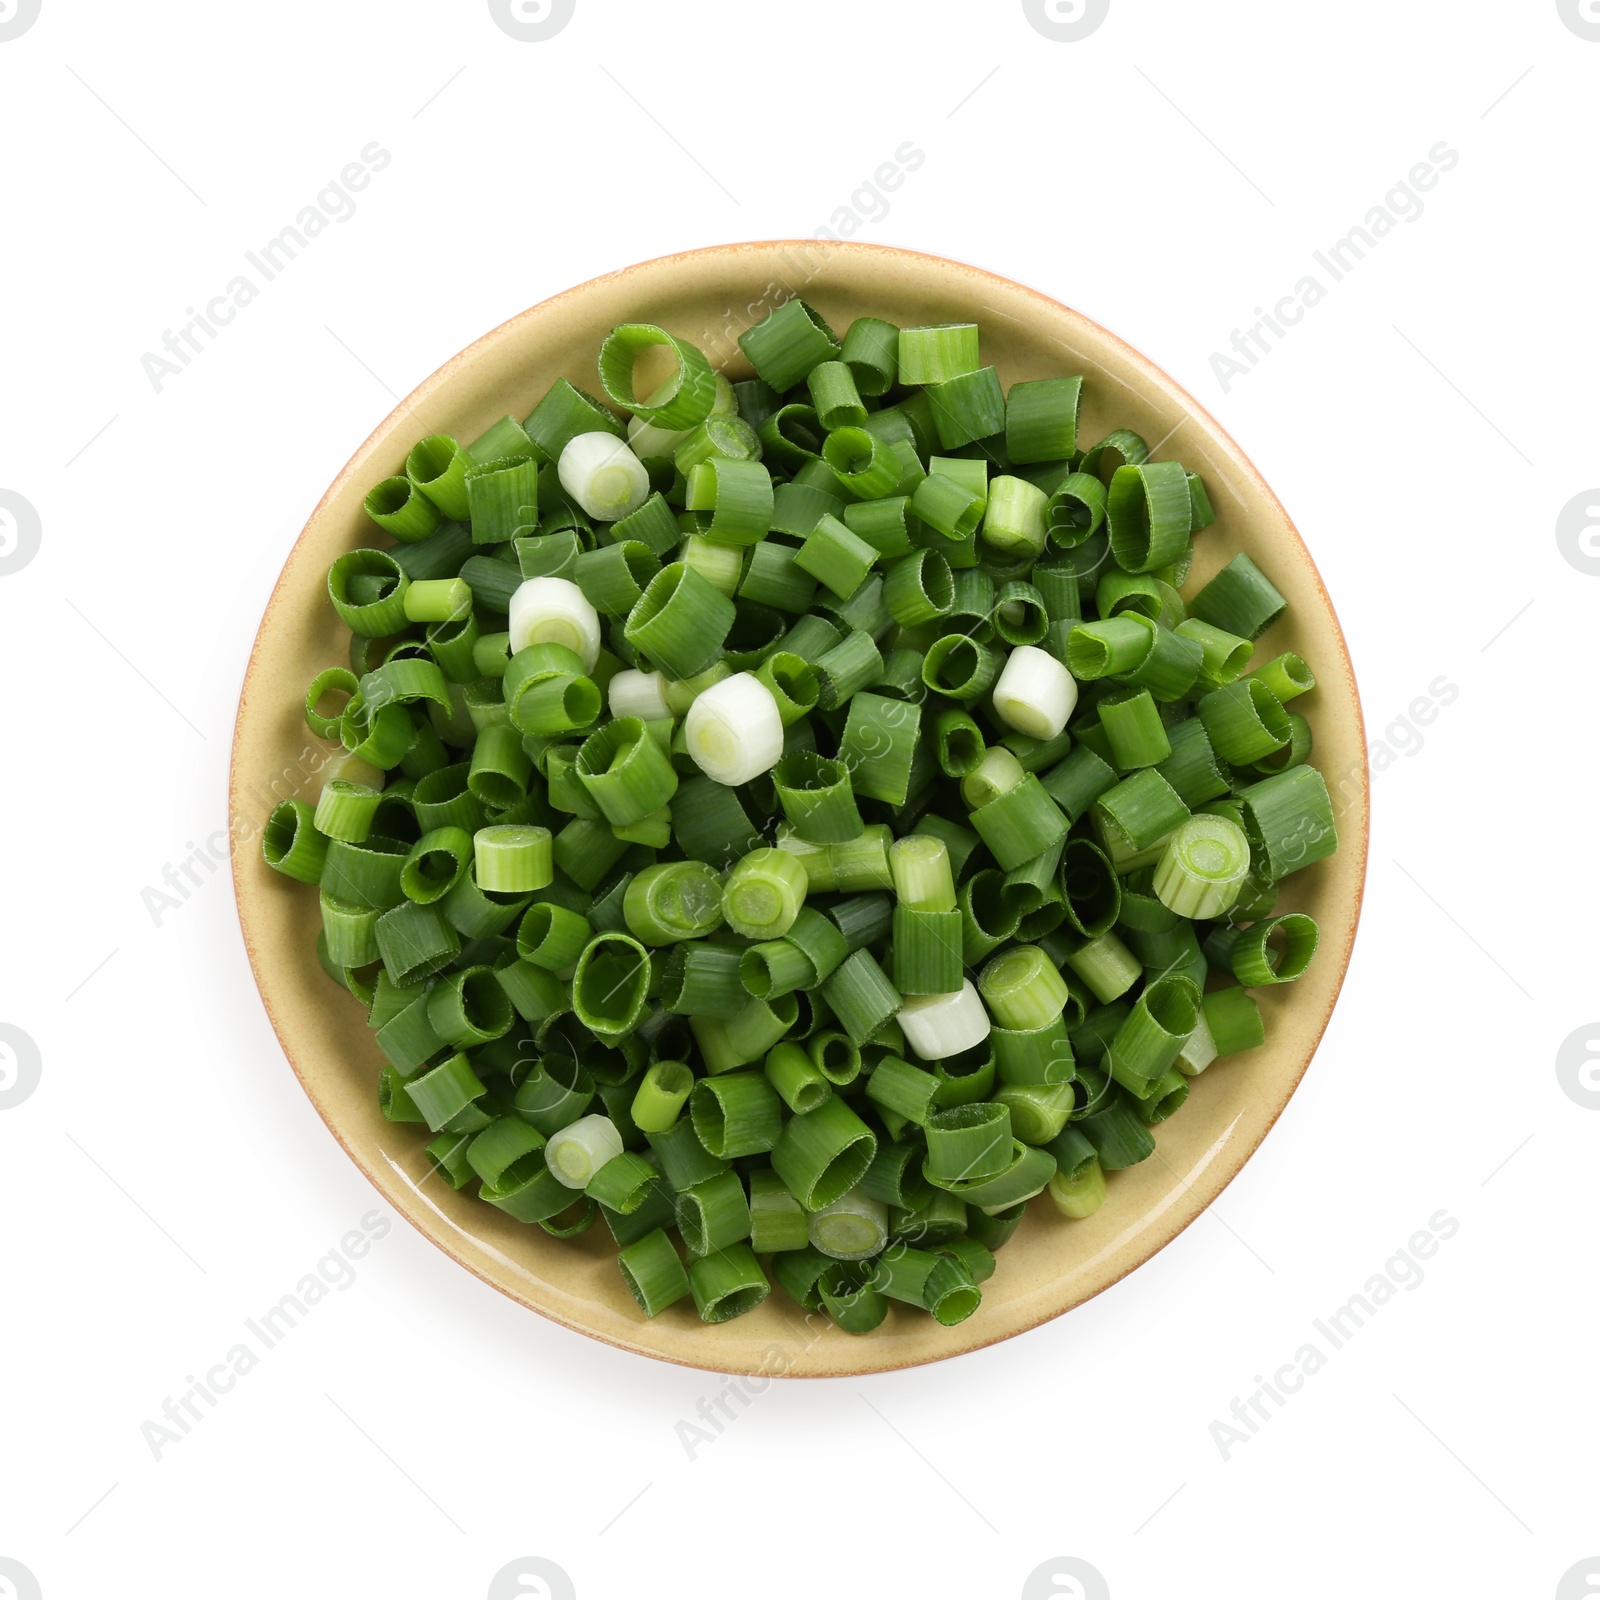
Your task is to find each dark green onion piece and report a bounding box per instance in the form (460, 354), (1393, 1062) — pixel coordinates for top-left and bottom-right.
(820, 949), (902, 1045)
(1236, 764), (1338, 879)
(1197, 679), (1291, 765)
(263, 799), (329, 884)
(675, 1169), (752, 1257)
(818, 312), (890, 398)
(1107, 460), (1192, 574)
(771, 1096), (878, 1210)
(571, 933), (650, 1038)
(927, 367), (1006, 450)
(661, 941), (747, 1019)
(748, 1168), (811, 1253)
(1204, 986), (1266, 1054)
(1231, 913), (1319, 986)
(1188, 553), (1287, 639)
(691, 1071), (783, 1159)
(838, 692), (922, 806)
(575, 716), (678, 827)
(1108, 975), (1202, 1095)
(1006, 376), (1082, 465)
(739, 299), (840, 391)
(406, 1052), (485, 1134)
(773, 750), (862, 844)
(625, 562), (736, 680)
(618, 1228), (692, 1316)
(688, 1243), (770, 1323)
(599, 323), (717, 430)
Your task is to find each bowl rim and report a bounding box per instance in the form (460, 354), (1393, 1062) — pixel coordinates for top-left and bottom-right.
(229, 238), (1369, 1374)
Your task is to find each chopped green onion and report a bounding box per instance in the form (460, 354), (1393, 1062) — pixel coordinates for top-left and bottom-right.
(1153, 815), (1251, 918)
(1188, 553), (1287, 639)
(625, 562), (736, 680)
(687, 1242), (770, 1322)
(809, 1188), (889, 1261)
(992, 643), (1077, 741)
(617, 1228), (692, 1316)
(898, 323), (981, 385)
(623, 861), (724, 945)
(1231, 913), (1320, 986)
(273, 294), (1344, 1344)
(771, 1096), (878, 1210)
(739, 300), (841, 392)
(897, 978), (991, 1061)
(1006, 376), (1082, 464)
(509, 577), (602, 672)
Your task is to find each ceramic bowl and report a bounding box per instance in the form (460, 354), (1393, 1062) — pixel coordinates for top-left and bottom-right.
(230, 241), (1368, 1376)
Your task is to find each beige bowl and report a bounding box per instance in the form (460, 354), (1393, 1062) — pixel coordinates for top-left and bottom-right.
(230, 241), (1368, 1377)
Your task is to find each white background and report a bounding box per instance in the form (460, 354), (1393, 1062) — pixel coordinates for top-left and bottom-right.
(2, 2), (1595, 1597)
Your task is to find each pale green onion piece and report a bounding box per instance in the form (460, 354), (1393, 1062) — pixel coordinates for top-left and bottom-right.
(898, 323), (981, 385)
(978, 944), (1070, 1031)
(808, 1188), (890, 1261)
(991, 644), (1078, 741)
(545, 1114), (624, 1189)
(663, 663), (732, 716)
(684, 671), (784, 786)
(1153, 814), (1252, 919)
(897, 979), (992, 1061)
(723, 847), (809, 941)
(982, 475), (1050, 557)
(608, 667), (672, 722)
(888, 834), (957, 914)
(1174, 1007), (1219, 1077)
(962, 746), (1027, 810)
(472, 825), (553, 894)
(508, 577), (602, 672)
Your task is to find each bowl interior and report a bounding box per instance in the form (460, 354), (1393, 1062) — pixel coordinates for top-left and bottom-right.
(230, 241), (1368, 1376)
